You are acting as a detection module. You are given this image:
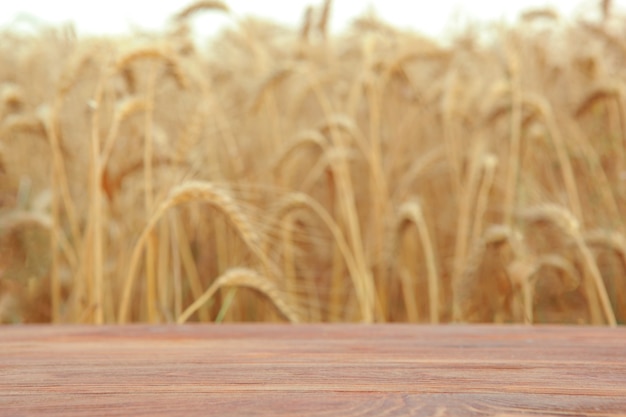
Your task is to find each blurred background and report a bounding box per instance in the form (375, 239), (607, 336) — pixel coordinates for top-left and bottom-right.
(2, 0), (625, 325)
(1, 0), (622, 40)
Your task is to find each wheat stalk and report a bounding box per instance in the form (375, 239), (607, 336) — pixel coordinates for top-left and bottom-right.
(454, 225), (524, 322)
(249, 65), (294, 113)
(316, 124), (377, 321)
(451, 144), (490, 308)
(471, 154), (498, 245)
(100, 96), (148, 166)
(271, 192), (371, 322)
(57, 47), (96, 96)
(271, 129), (329, 175)
(521, 93), (583, 219)
(177, 267), (299, 323)
(115, 46), (190, 90)
(38, 104), (82, 322)
(519, 204), (616, 326)
(173, 1), (230, 22)
(585, 229), (626, 268)
(574, 80), (625, 118)
(508, 254), (580, 324)
(394, 147), (446, 200)
(535, 254), (580, 291)
(317, 0), (333, 40)
(394, 199), (440, 323)
(299, 6), (314, 44)
(118, 181), (272, 322)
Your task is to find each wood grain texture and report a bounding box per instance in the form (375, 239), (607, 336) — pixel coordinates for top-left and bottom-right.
(1, 325), (625, 416)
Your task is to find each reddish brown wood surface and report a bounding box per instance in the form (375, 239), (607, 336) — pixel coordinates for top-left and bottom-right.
(1, 325), (625, 416)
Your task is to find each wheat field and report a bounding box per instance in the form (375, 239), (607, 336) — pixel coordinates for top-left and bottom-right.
(0, 1), (624, 325)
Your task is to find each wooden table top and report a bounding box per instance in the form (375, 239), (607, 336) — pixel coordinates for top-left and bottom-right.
(2, 325), (625, 416)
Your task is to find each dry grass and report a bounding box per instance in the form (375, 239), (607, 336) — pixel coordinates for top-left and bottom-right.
(0, 1), (625, 325)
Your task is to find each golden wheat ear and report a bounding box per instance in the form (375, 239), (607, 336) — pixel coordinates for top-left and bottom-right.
(177, 267), (299, 324)
(173, 1), (230, 22)
(453, 225), (524, 323)
(114, 46), (190, 90)
(518, 204), (617, 326)
(117, 181), (273, 323)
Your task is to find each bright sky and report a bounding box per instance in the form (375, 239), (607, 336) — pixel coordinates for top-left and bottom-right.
(0, 1), (620, 40)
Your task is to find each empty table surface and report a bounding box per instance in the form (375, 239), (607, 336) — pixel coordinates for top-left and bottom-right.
(2, 324), (625, 416)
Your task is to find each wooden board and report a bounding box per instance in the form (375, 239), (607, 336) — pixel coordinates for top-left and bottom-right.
(2, 325), (625, 416)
